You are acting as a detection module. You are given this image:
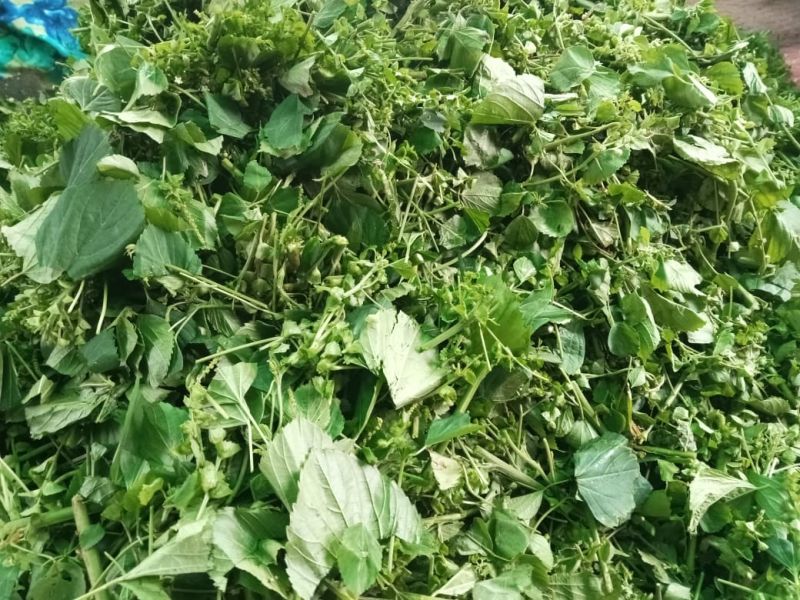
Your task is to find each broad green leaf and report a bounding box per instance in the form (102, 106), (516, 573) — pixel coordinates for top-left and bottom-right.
(119, 518), (213, 581)
(27, 561), (85, 600)
(472, 74), (545, 125)
(472, 565), (539, 600)
(97, 154), (140, 179)
(128, 63), (168, 107)
(663, 73), (717, 108)
(763, 201), (800, 262)
(280, 57), (316, 97)
(688, 465), (754, 533)
(445, 26), (490, 75)
(25, 382), (108, 438)
(706, 62), (743, 95)
(429, 450), (463, 490)
(1, 195), (61, 283)
(434, 565), (478, 597)
(608, 322), (640, 357)
(213, 507), (287, 593)
(642, 287), (706, 332)
(137, 315), (175, 388)
(243, 161), (273, 193)
(206, 362), (258, 426)
(119, 579), (171, 600)
(491, 509), (529, 561)
(80, 329), (119, 373)
(336, 524), (382, 596)
(558, 321), (585, 375)
(749, 472), (794, 521)
(111, 381), (188, 487)
(673, 135), (739, 179)
(582, 147), (630, 184)
(549, 573), (611, 600)
(652, 259), (703, 294)
(425, 412), (480, 447)
(205, 93), (251, 139)
(132, 225), (202, 278)
(574, 433), (641, 527)
(36, 181), (145, 280)
(621, 294), (660, 358)
(59, 124), (112, 186)
(260, 417), (335, 508)
(462, 171), (503, 225)
(519, 286), (572, 333)
(260, 94), (312, 153)
(531, 200), (574, 237)
(550, 46), (595, 91)
(359, 308), (445, 407)
(285, 448), (423, 599)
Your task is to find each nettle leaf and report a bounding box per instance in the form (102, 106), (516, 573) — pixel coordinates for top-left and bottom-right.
(673, 135), (739, 179)
(359, 307), (445, 407)
(652, 259), (702, 294)
(136, 315), (175, 388)
(59, 124), (112, 186)
(550, 45), (595, 91)
(688, 466), (755, 533)
(205, 93), (251, 139)
(425, 412), (480, 447)
(574, 433), (643, 527)
(285, 447), (423, 599)
(471, 74), (545, 125)
(260, 94), (313, 155)
(2, 195), (61, 283)
(25, 384), (107, 438)
(531, 199), (575, 237)
(621, 294), (660, 358)
(206, 362), (259, 427)
(97, 154), (140, 179)
(212, 507), (287, 594)
(35, 181), (146, 280)
(763, 200), (800, 262)
(462, 171), (503, 227)
(260, 417), (335, 508)
(336, 524), (383, 596)
(280, 57), (316, 97)
(642, 287), (706, 332)
(582, 147), (630, 184)
(132, 225), (202, 278)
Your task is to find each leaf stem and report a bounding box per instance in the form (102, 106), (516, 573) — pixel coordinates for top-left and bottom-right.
(457, 364), (489, 413)
(72, 495), (111, 600)
(419, 321), (464, 352)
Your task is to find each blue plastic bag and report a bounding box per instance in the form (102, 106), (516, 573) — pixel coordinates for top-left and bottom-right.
(0, 0), (82, 76)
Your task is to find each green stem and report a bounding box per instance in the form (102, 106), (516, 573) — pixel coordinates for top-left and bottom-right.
(72, 496), (110, 600)
(419, 321), (465, 352)
(457, 364), (490, 413)
(541, 123), (615, 151)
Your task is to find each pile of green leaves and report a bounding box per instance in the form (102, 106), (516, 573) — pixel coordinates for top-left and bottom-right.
(2, 0), (800, 597)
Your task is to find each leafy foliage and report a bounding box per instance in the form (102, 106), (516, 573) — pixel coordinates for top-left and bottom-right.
(1, 0), (800, 598)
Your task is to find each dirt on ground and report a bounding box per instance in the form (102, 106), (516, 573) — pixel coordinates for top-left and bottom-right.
(715, 0), (800, 80)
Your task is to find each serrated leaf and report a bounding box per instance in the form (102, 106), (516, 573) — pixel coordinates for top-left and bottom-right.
(688, 466), (755, 533)
(472, 74), (545, 125)
(550, 45), (595, 91)
(574, 433), (641, 527)
(337, 523), (382, 596)
(359, 308), (445, 407)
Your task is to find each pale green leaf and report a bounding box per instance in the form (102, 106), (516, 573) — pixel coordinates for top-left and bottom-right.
(688, 465), (755, 533)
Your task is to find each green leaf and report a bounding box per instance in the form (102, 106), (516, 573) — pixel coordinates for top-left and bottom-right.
(642, 287), (706, 332)
(25, 384), (107, 438)
(243, 161), (273, 193)
(260, 94), (312, 153)
(574, 433), (642, 527)
(549, 573), (611, 600)
(673, 135), (739, 179)
(688, 465), (755, 533)
(205, 93), (251, 139)
(337, 524), (383, 596)
(59, 124), (112, 186)
(119, 579), (171, 600)
(137, 315), (175, 388)
(119, 518), (213, 581)
(652, 259), (702, 294)
(132, 225), (202, 278)
(206, 362), (258, 427)
(472, 74), (545, 125)
(36, 181), (145, 280)
(473, 565), (539, 600)
(80, 329), (119, 373)
(706, 62), (743, 95)
(260, 417), (335, 508)
(128, 63), (168, 107)
(550, 46), (595, 92)
(97, 154), (140, 179)
(462, 171), (504, 225)
(280, 57), (316, 97)
(582, 147), (630, 184)
(491, 509), (529, 561)
(425, 412), (480, 447)
(531, 199), (574, 238)
(213, 507), (287, 593)
(285, 448), (423, 599)
(2, 196), (62, 283)
(359, 307), (445, 407)
(608, 322), (640, 357)
(764, 201), (800, 262)
(558, 321), (585, 375)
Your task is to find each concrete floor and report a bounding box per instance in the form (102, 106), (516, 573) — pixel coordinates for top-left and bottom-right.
(715, 0), (800, 80)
